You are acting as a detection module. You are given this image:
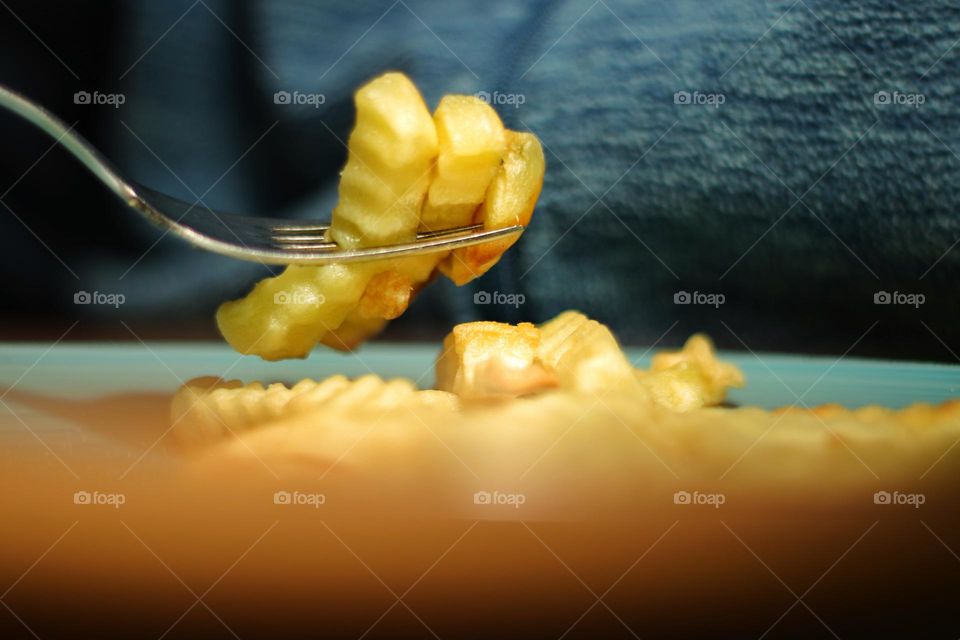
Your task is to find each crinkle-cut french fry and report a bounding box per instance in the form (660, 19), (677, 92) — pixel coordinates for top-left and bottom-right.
(216, 73), (538, 360)
(637, 362), (713, 413)
(173, 374), (460, 447)
(434, 311), (639, 399)
(328, 92), (511, 341)
(172, 376), (334, 447)
(190, 380), (960, 491)
(434, 312), (743, 411)
(440, 131), (545, 285)
(319, 312), (387, 352)
(317, 269), (414, 351)
(536, 311), (639, 395)
(216, 72), (442, 360)
(435, 321), (557, 399)
(356, 269), (415, 320)
(424, 95), (506, 212)
(329, 72), (438, 249)
(419, 202), (478, 234)
(646, 334), (745, 406)
(217, 262), (367, 360)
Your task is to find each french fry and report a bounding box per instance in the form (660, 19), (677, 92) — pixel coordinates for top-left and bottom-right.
(173, 374), (460, 447)
(217, 73), (543, 360)
(440, 131), (545, 285)
(216, 73), (440, 359)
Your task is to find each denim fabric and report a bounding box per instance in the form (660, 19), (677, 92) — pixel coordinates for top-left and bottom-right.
(1, 0), (958, 358)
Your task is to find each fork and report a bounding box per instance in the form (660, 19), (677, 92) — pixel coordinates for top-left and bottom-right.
(0, 84), (524, 265)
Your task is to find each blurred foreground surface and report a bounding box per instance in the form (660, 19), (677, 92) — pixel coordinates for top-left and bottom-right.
(1, 341), (959, 638)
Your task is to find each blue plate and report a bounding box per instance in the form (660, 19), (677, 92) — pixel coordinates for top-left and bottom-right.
(1, 342), (958, 411)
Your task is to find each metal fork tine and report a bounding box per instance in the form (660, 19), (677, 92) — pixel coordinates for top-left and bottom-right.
(272, 234), (329, 243)
(270, 223), (485, 244)
(270, 223), (331, 233)
(416, 223), (483, 238)
(270, 222), (485, 236)
(272, 225), (524, 262)
(273, 244), (338, 250)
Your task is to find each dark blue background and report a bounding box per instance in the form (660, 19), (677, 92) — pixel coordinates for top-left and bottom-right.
(1, 0), (958, 361)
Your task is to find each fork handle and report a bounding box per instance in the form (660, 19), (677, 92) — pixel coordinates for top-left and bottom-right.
(0, 83), (137, 204)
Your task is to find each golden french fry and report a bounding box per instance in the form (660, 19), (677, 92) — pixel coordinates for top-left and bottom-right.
(173, 374), (460, 447)
(435, 312), (743, 411)
(536, 311), (639, 395)
(646, 334), (745, 406)
(440, 131), (545, 285)
(216, 72), (441, 360)
(329, 72), (438, 248)
(418, 95), (505, 233)
(217, 73), (544, 360)
(436, 321), (557, 399)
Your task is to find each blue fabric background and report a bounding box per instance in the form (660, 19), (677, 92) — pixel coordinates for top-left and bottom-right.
(1, 0), (958, 359)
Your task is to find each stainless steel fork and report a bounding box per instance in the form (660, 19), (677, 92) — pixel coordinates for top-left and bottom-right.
(0, 84), (523, 265)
